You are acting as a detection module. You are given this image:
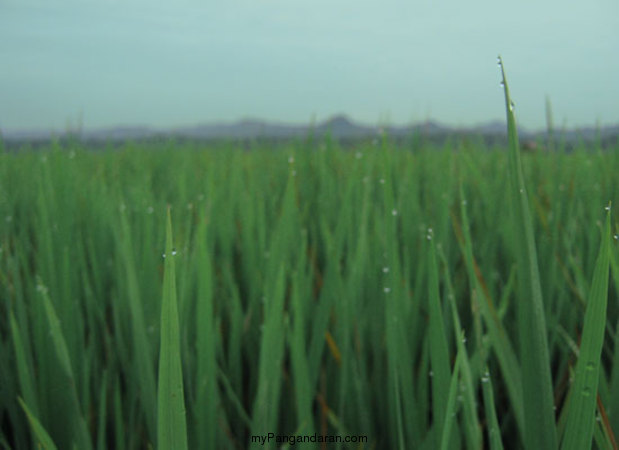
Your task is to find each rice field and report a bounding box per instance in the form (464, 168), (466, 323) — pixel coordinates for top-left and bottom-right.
(1, 76), (619, 449)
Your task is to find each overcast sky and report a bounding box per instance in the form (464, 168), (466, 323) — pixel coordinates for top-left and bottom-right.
(1, 0), (618, 131)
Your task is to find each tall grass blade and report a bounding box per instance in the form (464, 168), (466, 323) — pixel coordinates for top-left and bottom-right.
(498, 55), (557, 449)
(481, 366), (504, 450)
(18, 398), (58, 450)
(157, 208), (188, 450)
(456, 188), (525, 439)
(609, 243), (619, 437)
(561, 206), (612, 450)
(439, 345), (462, 450)
(38, 279), (92, 450)
(427, 238), (452, 448)
(249, 265), (286, 447)
(441, 251), (482, 449)
(193, 206), (218, 450)
(9, 312), (39, 419)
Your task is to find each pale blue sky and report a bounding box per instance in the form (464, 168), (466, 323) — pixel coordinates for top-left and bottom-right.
(1, 0), (618, 131)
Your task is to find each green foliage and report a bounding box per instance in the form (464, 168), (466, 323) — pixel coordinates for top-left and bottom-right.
(157, 209), (188, 450)
(561, 207), (612, 449)
(499, 55), (557, 450)
(0, 130), (617, 448)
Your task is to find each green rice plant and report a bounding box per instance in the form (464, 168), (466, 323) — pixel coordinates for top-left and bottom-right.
(157, 208), (188, 450)
(9, 312), (39, 424)
(427, 237), (453, 449)
(1, 119), (618, 449)
(440, 249), (482, 450)
(249, 174), (298, 447)
(288, 242), (316, 445)
(456, 185), (525, 440)
(38, 278), (92, 450)
(115, 206), (158, 439)
(192, 204), (218, 450)
(17, 398), (57, 450)
(480, 365), (504, 450)
(561, 206), (612, 449)
(439, 341), (462, 450)
(498, 55), (558, 449)
(609, 239), (619, 437)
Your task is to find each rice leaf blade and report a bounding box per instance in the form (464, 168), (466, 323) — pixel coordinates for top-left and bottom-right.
(481, 366), (505, 450)
(499, 55), (557, 450)
(561, 207), (611, 450)
(157, 208), (188, 450)
(428, 239), (452, 448)
(18, 397), (58, 450)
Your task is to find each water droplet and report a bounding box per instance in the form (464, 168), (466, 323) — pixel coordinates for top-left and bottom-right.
(604, 205), (611, 211)
(461, 199), (467, 206)
(379, 178), (385, 184)
(426, 234), (432, 241)
(383, 287), (391, 294)
(162, 253), (166, 259)
(171, 248), (177, 256)
(553, 405), (557, 411)
(288, 156), (295, 164)
(509, 101), (515, 111)
(429, 370), (434, 377)
(147, 206), (154, 214)
(382, 267), (390, 273)
(391, 209), (398, 216)
(500, 81), (505, 87)
(585, 361), (595, 371)
(519, 188), (524, 193)
(481, 376), (490, 383)
(613, 234), (618, 240)
(462, 336), (467, 344)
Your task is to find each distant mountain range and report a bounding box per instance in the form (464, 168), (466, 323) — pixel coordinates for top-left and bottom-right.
(2, 115), (619, 146)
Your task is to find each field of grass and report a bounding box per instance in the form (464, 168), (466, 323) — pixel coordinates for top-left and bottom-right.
(1, 81), (619, 448)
